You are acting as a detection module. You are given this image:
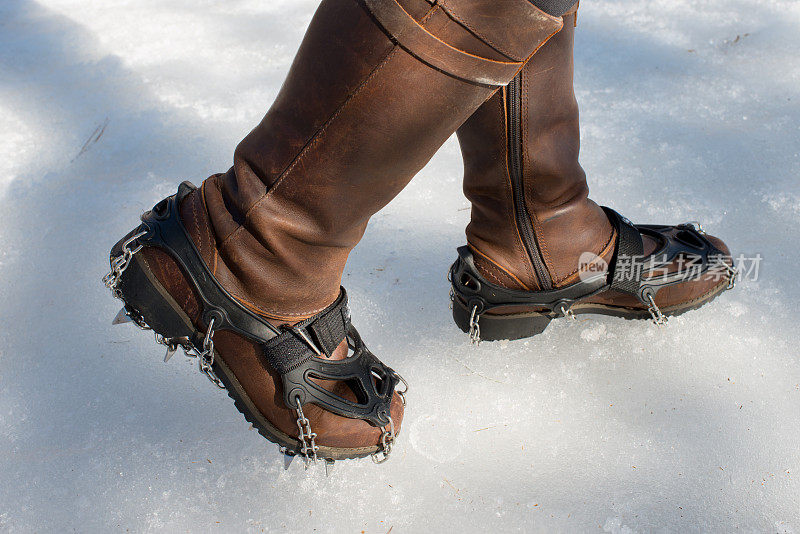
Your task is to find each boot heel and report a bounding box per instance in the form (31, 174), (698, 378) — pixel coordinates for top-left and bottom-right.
(452, 298), (551, 342)
(114, 246), (196, 341)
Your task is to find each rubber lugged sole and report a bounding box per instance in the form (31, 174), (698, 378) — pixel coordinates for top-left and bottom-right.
(110, 236), (380, 461)
(116, 252), (196, 343)
(452, 298), (552, 342)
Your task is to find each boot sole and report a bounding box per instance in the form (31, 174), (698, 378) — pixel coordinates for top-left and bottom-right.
(114, 240), (380, 461)
(452, 281), (730, 342)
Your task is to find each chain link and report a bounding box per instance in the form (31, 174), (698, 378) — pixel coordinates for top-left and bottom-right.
(716, 258), (740, 290)
(394, 372), (408, 406)
(152, 320), (225, 388)
(154, 333), (179, 361)
(448, 268), (455, 311)
(683, 221), (705, 234)
(558, 303), (576, 321)
(294, 398), (319, 465)
(469, 305), (481, 345)
(645, 293), (668, 326)
(105, 232), (226, 390)
(102, 229), (148, 297)
(371, 416), (395, 464)
(183, 318), (225, 388)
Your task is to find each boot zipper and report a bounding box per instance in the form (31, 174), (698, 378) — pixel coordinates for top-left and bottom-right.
(506, 74), (553, 290)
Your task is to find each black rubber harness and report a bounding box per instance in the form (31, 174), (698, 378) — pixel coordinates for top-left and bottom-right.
(450, 206), (730, 319)
(129, 182), (398, 427)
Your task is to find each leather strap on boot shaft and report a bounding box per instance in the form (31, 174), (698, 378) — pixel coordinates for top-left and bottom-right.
(126, 183), (399, 427)
(363, 0), (563, 85)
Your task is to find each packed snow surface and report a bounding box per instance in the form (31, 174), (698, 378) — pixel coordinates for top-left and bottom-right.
(1, 0), (799, 532)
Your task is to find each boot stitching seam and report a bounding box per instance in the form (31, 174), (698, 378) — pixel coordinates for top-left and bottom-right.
(220, 50), (402, 250)
(469, 242), (531, 290)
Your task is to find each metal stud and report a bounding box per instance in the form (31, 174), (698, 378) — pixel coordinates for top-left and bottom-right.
(283, 452), (295, 470)
(163, 346), (177, 363)
(112, 307), (132, 325)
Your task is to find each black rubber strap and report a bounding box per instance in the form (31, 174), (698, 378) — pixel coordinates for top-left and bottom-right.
(451, 208), (647, 315)
(634, 223), (729, 292)
(308, 300), (349, 357)
(263, 291), (349, 375)
(603, 207), (645, 297)
(278, 325), (397, 426)
(449, 246), (609, 316)
(603, 207), (730, 302)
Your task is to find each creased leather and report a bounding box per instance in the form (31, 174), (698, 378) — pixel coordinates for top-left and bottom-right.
(198, 0), (562, 319)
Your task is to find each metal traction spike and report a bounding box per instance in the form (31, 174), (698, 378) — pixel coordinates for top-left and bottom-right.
(163, 346), (177, 363)
(283, 453), (295, 470)
(325, 459), (335, 477)
(112, 307), (132, 325)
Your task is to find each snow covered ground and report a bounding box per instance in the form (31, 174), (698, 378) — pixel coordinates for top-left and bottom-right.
(1, 0), (799, 531)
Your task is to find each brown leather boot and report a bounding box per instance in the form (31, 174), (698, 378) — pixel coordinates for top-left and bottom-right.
(105, 0), (565, 462)
(450, 6), (738, 342)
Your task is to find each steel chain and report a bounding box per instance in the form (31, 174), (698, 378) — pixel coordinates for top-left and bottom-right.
(371, 416), (396, 464)
(294, 398), (319, 465)
(469, 305), (481, 344)
(102, 229), (147, 298)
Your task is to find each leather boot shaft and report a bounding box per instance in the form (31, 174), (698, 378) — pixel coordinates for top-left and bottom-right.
(182, 0), (564, 320)
(459, 7), (615, 291)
